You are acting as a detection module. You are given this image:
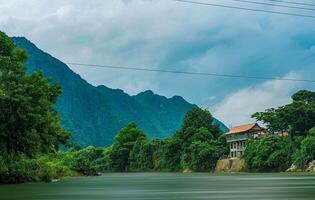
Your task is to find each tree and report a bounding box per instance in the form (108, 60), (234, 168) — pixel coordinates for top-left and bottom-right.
(153, 108), (226, 171)
(129, 138), (153, 171)
(70, 146), (104, 175)
(181, 141), (223, 171)
(0, 31), (70, 158)
(252, 90), (315, 136)
(109, 122), (147, 171)
(153, 137), (182, 171)
(181, 108), (221, 138)
(293, 127), (315, 168)
(243, 135), (295, 171)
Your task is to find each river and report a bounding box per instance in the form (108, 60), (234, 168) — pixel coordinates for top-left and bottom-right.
(1, 173), (315, 200)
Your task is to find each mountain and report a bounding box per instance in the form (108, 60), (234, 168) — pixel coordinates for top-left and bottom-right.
(13, 37), (228, 147)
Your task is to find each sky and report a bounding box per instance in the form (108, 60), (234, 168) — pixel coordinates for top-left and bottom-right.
(0, 0), (315, 127)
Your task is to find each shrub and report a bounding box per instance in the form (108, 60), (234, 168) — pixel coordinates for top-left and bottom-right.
(244, 135), (295, 171)
(293, 128), (315, 168)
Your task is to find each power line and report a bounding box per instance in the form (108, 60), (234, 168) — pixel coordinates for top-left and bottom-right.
(66, 62), (315, 83)
(266, 0), (315, 7)
(172, 0), (315, 19)
(229, 0), (315, 11)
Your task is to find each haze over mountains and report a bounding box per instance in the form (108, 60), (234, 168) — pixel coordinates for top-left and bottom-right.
(13, 37), (228, 147)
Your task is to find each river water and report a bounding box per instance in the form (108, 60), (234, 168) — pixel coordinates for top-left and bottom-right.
(1, 173), (315, 200)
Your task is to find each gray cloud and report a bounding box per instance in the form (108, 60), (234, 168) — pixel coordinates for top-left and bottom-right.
(1, 0), (314, 124)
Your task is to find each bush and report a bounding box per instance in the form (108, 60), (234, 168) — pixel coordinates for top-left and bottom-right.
(293, 128), (315, 168)
(70, 146), (110, 175)
(0, 153), (77, 184)
(93, 148), (112, 172)
(243, 135), (295, 171)
(129, 139), (153, 171)
(0, 155), (40, 183)
(0, 156), (7, 175)
(37, 154), (75, 179)
(181, 141), (221, 171)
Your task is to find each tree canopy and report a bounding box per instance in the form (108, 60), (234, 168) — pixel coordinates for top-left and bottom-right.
(252, 90), (315, 136)
(110, 122), (152, 171)
(243, 135), (296, 171)
(0, 31), (70, 158)
(293, 127), (315, 168)
(153, 108), (226, 171)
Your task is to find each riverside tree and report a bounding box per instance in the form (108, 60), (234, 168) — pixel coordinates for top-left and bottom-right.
(153, 108), (227, 171)
(293, 127), (315, 168)
(243, 135), (296, 171)
(109, 122), (150, 171)
(0, 31), (70, 158)
(252, 90), (315, 136)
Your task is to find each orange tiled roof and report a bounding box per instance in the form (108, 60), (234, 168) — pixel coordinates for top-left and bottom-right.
(226, 123), (258, 135)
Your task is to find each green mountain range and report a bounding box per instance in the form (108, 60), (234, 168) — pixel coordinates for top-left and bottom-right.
(13, 37), (228, 147)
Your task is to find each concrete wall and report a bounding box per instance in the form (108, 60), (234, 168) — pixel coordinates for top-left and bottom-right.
(215, 158), (245, 173)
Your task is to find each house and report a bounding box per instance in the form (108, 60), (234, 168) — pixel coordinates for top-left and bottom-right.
(226, 123), (268, 158)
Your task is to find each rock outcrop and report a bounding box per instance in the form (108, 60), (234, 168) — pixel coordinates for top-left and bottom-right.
(215, 158), (245, 173)
(286, 160), (315, 172)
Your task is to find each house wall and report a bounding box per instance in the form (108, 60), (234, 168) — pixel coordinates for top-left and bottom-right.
(229, 140), (247, 158)
(226, 127), (269, 158)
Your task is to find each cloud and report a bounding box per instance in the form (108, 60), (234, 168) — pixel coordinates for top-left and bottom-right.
(212, 70), (314, 127)
(1, 0), (315, 125)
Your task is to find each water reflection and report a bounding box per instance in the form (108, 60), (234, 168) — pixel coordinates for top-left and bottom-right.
(1, 173), (315, 200)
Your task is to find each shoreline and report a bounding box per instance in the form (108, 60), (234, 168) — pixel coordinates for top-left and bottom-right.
(3, 171), (315, 186)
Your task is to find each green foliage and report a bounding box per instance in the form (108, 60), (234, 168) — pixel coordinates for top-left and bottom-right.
(0, 156), (7, 177)
(152, 108), (226, 172)
(309, 127), (315, 136)
(129, 138), (153, 171)
(252, 90), (315, 136)
(293, 127), (315, 168)
(181, 141), (222, 171)
(0, 31), (71, 184)
(0, 155), (74, 183)
(153, 138), (182, 171)
(70, 146), (105, 175)
(243, 135), (295, 171)
(114, 122), (146, 146)
(0, 31), (70, 158)
(110, 122), (148, 172)
(182, 108), (221, 138)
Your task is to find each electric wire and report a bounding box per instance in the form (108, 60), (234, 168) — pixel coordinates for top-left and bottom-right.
(172, 0), (315, 19)
(66, 62), (315, 83)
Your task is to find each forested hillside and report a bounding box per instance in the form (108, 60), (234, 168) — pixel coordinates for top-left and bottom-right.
(13, 37), (228, 147)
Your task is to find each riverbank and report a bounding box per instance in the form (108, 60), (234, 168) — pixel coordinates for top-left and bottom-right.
(287, 161), (315, 172)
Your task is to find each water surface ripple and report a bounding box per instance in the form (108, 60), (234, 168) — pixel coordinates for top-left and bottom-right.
(1, 173), (315, 200)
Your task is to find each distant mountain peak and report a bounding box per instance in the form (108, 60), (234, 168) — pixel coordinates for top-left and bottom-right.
(13, 36), (37, 49)
(136, 90), (155, 96)
(97, 85), (126, 94)
(13, 36), (28, 41)
(170, 95), (187, 103)
(13, 36), (228, 147)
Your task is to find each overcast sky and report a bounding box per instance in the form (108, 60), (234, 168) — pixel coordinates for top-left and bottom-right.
(1, 0), (315, 127)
